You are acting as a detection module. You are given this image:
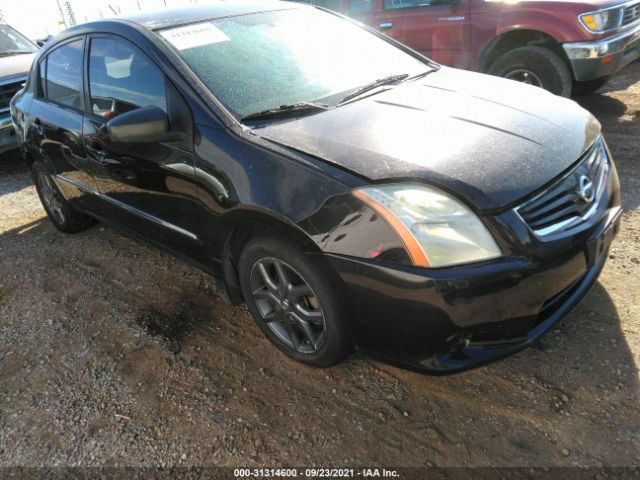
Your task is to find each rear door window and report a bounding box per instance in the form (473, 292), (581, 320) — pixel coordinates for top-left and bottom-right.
(41, 39), (84, 108)
(348, 0), (374, 14)
(88, 36), (167, 119)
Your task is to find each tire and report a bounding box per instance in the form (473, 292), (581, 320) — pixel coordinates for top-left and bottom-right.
(488, 46), (572, 97)
(572, 76), (611, 96)
(238, 235), (351, 367)
(32, 161), (94, 233)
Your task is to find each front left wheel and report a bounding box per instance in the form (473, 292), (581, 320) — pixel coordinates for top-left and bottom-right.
(238, 235), (351, 367)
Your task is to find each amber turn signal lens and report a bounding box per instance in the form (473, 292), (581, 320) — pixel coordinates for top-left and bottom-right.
(353, 189), (430, 267)
(582, 15), (597, 30)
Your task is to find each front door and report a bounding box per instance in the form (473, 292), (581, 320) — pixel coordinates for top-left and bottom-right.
(370, 0), (471, 68)
(81, 35), (204, 258)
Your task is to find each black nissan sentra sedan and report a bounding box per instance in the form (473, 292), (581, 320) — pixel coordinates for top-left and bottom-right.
(11, 1), (621, 373)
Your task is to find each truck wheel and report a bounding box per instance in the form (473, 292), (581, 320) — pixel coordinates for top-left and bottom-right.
(488, 46), (572, 97)
(572, 76), (611, 96)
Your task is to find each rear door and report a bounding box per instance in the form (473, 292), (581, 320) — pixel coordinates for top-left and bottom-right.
(371, 0), (471, 68)
(28, 37), (100, 207)
(81, 34), (205, 258)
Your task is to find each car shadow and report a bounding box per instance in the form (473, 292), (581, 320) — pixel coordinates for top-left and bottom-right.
(599, 59), (640, 94)
(0, 149), (31, 197)
(576, 92), (628, 121)
(572, 59), (639, 100)
(0, 149), (26, 173)
(573, 60), (639, 131)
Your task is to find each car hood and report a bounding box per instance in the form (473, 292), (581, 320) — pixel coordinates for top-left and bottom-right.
(0, 52), (35, 80)
(253, 67), (601, 212)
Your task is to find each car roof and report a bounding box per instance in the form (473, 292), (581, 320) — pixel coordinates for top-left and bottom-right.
(119, 0), (299, 31)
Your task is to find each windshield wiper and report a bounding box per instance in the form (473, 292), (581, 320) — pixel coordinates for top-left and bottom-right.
(0, 50), (34, 57)
(241, 102), (329, 122)
(404, 69), (439, 81)
(337, 74), (409, 105)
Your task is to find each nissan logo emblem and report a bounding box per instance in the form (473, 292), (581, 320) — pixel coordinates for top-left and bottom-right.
(578, 175), (595, 203)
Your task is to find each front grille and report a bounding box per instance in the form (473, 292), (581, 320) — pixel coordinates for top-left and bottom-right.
(515, 140), (609, 240)
(0, 77), (26, 115)
(622, 2), (640, 26)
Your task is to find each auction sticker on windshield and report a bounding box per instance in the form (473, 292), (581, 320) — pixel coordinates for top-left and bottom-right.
(161, 22), (229, 50)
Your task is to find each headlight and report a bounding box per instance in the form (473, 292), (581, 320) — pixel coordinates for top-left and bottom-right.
(353, 184), (501, 268)
(579, 8), (623, 33)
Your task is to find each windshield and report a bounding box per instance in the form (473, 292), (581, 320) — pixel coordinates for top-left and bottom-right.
(0, 25), (36, 55)
(161, 8), (429, 118)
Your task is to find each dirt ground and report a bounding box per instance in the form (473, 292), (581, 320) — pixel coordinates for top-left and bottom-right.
(1, 62), (639, 470)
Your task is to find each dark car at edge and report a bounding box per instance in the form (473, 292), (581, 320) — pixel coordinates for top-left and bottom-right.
(11, 1), (621, 374)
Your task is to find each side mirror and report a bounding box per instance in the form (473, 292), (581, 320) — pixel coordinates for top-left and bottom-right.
(105, 105), (172, 144)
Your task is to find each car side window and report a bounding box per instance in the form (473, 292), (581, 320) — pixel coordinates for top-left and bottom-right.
(88, 37), (167, 119)
(348, 0), (374, 14)
(294, 0), (343, 12)
(383, 0), (440, 9)
(41, 39), (84, 108)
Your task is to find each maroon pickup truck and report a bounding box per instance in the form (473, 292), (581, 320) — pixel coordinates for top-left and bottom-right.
(301, 0), (640, 96)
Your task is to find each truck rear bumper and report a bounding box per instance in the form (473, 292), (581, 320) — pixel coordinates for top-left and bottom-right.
(563, 22), (640, 81)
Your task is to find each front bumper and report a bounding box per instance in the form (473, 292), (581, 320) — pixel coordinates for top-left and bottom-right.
(327, 159), (621, 374)
(0, 114), (18, 155)
(563, 22), (640, 81)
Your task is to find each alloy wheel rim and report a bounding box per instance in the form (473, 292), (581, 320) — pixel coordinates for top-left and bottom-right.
(38, 173), (65, 225)
(250, 257), (326, 354)
(505, 69), (543, 87)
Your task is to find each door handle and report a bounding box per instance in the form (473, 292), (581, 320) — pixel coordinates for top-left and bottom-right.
(33, 118), (44, 136)
(86, 142), (106, 163)
(438, 16), (466, 21)
(379, 22), (393, 30)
